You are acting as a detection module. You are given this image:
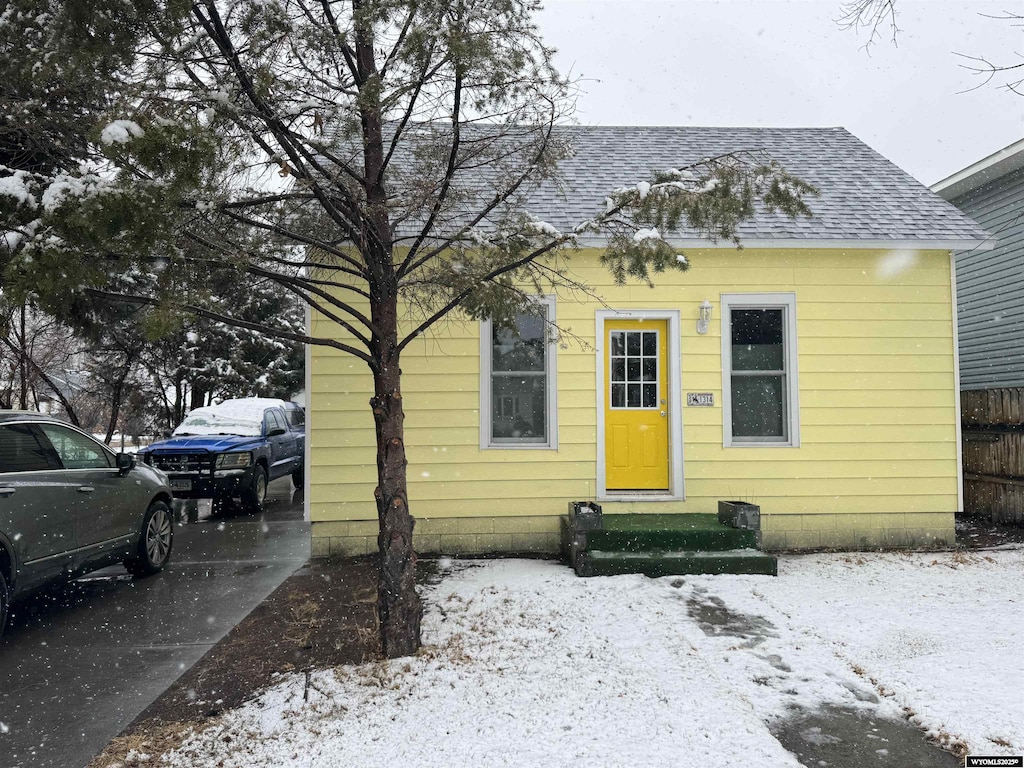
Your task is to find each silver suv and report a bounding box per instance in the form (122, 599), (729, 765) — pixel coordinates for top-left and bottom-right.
(0, 412), (174, 635)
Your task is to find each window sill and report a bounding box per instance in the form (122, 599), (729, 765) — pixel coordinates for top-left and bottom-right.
(724, 441), (799, 448)
(481, 444), (558, 451)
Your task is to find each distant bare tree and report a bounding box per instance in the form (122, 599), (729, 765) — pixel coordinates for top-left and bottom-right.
(839, 1), (1023, 94)
(0, 301), (87, 421)
(836, 0), (899, 50)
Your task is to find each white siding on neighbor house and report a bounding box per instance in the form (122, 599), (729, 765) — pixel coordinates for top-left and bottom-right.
(952, 166), (1024, 390)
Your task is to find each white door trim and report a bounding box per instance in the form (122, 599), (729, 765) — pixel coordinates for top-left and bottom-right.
(595, 309), (684, 501)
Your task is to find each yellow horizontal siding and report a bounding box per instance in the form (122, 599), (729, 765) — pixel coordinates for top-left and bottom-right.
(309, 492), (957, 523)
(313, 479), (958, 507)
(312, 440), (955, 466)
(309, 247), (958, 528)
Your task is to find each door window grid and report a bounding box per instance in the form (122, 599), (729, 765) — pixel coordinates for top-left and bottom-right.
(609, 330), (659, 409)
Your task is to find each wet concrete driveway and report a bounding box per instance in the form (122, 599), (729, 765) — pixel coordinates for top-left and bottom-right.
(0, 477), (309, 768)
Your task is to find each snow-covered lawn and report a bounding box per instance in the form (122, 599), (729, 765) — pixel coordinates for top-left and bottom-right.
(159, 548), (1023, 767)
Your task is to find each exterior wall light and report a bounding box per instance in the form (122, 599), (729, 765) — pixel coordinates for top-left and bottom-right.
(696, 300), (713, 335)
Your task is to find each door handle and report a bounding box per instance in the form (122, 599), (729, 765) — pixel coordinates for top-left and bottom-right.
(78, 486), (95, 493)
(0, 487), (15, 496)
(660, 411), (667, 417)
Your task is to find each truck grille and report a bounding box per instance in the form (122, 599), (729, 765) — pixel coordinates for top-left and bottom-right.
(148, 453), (215, 475)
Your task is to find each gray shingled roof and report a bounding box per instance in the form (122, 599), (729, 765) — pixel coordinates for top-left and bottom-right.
(531, 126), (990, 247)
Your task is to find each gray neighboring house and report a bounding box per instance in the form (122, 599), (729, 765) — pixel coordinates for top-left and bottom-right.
(932, 138), (1024, 524)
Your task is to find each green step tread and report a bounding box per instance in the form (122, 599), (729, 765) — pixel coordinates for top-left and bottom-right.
(563, 513), (758, 552)
(599, 513), (726, 532)
(585, 527), (756, 552)
(576, 549), (778, 578)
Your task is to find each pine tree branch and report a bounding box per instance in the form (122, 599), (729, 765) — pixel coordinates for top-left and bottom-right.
(216, 207), (368, 278)
(83, 288), (377, 367)
(397, 68), (464, 273)
(396, 117), (559, 279)
(397, 235), (570, 353)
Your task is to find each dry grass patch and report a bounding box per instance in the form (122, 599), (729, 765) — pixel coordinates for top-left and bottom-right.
(87, 721), (199, 768)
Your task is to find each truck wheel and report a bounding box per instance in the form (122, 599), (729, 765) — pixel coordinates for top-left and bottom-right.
(243, 465), (268, 513)
(291, 467), (304, 489)
(126, 500), (174, 577)
(0, 570), (9, 637)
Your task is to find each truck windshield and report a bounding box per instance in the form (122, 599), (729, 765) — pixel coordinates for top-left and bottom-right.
(172, 410), (263, 437)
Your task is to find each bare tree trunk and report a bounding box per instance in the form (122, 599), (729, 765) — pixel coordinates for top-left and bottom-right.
(189, 384), (206, 412)
(18, 303), (27, 410)
(104, 350), (136, 444)
(370, 292), (421, 658)
(173, 378), (183, 427)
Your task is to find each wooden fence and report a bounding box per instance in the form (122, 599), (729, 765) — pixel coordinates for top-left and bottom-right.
(961, 387), (1024, 525)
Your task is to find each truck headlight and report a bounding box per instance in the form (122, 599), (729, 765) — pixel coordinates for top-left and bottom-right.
(216, 452), (252, 469)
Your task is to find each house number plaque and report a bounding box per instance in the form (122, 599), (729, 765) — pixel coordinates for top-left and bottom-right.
(687, 392), (714, 407)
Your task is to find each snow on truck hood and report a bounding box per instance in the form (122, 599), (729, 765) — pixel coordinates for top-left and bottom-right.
(171, 398), (288, 438)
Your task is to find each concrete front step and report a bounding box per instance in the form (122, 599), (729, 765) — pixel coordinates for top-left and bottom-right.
(575, 549), (779, 578)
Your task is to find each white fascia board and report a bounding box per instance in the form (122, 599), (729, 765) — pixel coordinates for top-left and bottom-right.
(931, 138), (1024, 200)
(572, 236), (993, 250)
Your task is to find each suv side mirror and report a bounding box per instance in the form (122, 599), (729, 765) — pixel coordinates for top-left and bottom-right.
(116, 453), (135, 475)
(267, 427), (286, 437)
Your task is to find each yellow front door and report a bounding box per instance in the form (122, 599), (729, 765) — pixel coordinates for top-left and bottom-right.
(605, 319), (670, 491)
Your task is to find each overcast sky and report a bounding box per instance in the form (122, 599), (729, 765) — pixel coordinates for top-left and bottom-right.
(537, 0), (1023, 185)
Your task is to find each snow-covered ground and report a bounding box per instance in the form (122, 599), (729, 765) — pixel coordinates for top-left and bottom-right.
(159, 548), (1024, 768)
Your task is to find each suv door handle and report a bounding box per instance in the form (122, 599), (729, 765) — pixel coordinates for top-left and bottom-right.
(78, 486), (95, 493)
(0, 487), (15, 496)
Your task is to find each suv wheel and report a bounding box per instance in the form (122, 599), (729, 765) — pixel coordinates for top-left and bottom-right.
(242, 465), (267, 513)
(0, 570), (8, 637)
(126, 500), (174, 576)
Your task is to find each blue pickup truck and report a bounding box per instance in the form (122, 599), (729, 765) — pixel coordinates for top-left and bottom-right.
(137, 398), (305, 512)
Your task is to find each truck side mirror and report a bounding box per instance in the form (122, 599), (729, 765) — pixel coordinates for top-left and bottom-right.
(267, 427), (286, 437)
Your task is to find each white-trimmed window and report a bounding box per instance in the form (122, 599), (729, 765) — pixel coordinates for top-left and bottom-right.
(480, 296), (557, 449)
(721, 293), (800, 447)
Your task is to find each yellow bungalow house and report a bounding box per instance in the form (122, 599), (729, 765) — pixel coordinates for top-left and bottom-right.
(306, 127), (990, 561)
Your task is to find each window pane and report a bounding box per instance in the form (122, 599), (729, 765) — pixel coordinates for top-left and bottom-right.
(492, 375), (546, 441)
(492, 312), (545, 373)
(611, 383), (625, 408)
(731, 375), (785, 438)
(731, 309), (784, 371)
(627, 384), (641, 408)
(642, 384), (657, 408)
(642, 332), (657, 356)
(37, 424), (114, 469)
(0, 424), (59, 472)
(610, 332), (625, 356)
(611, 358), (625, 383)
(627, 358), (641, 382)
(642, 358), (656, 382)
(626, 332), (641, 356)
